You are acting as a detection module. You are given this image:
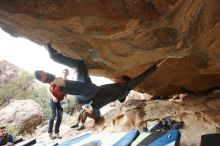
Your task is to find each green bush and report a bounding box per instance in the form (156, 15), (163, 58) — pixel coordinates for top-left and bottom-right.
(0, 71), (50, 119)
(31, 86), (51, 119)
(7, 126), (21, 137)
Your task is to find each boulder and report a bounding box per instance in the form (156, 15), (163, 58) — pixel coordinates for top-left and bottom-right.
(0, 100), (43, 133)
(0, 0), (220, 96)
(0, 59), (20, 86)
(32, 93), (220, 145)
(96, 94), (220, 146)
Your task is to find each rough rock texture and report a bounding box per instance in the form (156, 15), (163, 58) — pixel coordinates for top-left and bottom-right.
(0, 100), (43, 133)
(0, 0), (220, 96)
(0, 59), (20, 86)
(126, 90), (152, 100)
(32, 93), (220, 146)
(97, 95), (220, 146)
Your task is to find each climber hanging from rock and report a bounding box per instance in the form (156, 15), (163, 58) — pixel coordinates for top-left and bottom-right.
(46, 44), (92, 104)
(35, 44), (168, 111)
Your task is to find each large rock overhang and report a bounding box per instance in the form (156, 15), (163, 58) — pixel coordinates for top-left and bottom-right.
(0, 0), (220, 96)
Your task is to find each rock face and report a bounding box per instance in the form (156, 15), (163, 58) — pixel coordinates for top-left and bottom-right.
(0, 100), (43, 133)
(0, 0), (220, 96)
(0, 59), (20, 86)
(94, 95), (220, 146)
(32, 93), (220, 146)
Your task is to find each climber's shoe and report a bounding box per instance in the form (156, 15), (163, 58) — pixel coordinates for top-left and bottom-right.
(34, 70), (55, 83)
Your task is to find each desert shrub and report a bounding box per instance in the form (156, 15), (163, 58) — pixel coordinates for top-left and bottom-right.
(0, 71), (50, 119)
(7, 126), (21, 138)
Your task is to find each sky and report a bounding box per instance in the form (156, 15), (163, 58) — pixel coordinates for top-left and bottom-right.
(0, 28), (112, 85)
